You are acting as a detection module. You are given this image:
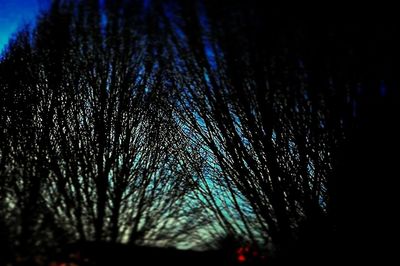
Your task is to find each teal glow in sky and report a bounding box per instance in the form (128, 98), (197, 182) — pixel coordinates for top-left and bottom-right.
(0, 0), (50, 53)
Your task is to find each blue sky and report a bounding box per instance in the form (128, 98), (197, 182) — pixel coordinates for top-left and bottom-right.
(0, 0), (50, 53)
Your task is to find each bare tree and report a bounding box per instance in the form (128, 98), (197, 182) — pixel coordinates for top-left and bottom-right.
(2, 1), (397, 264)
(156, 0), (346, 256)
(0, 0), (210, 257)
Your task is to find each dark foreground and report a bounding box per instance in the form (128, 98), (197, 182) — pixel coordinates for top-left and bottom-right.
(7, 241), (271, 266)
(7, 240), (340, 266)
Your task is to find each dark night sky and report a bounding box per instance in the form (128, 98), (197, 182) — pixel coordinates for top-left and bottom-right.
(0, 0), (50, 53)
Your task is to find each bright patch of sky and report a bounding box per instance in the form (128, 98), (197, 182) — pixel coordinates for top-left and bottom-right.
(0, 0), (50, 54)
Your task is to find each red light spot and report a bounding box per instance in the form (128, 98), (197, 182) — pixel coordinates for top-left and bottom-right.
(238, 255), (246, 263)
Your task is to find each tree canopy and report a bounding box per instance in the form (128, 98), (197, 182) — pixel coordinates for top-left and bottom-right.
(0, 0), (398, 264)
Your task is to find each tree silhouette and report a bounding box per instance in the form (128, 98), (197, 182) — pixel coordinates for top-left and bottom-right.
(156, 0), (399, 261)
(157, 0), (342, 256)
(1, 0), (398, 264)
(0, 0), (211, 259)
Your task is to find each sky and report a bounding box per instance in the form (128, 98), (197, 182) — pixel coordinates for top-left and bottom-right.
(0, 0), (50, 53)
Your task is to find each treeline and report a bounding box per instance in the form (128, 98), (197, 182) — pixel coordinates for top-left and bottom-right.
(0, 0), (398, 264)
